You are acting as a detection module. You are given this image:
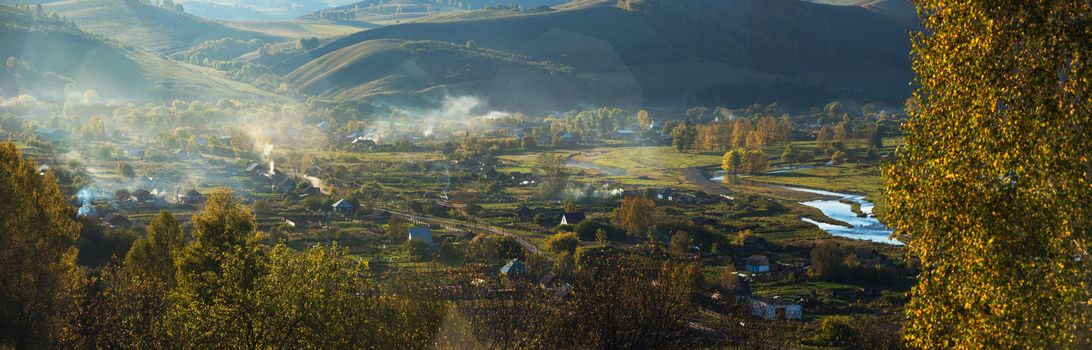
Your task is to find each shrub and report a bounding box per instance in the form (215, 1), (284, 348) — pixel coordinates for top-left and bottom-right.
(546, 232), (579, 254)
(405, 240), (433, 261)
(574, 220), (623, 241)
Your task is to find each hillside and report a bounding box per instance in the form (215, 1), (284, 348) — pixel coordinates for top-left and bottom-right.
(178, 0), (355, 21)
(224, 19), (374, 39)
(279, 0), (915, 112)
(303, 0), (567, 25)
(44, 0), (277, 54)
(283, 39), (631, 112)
(0, 5), (274, 101)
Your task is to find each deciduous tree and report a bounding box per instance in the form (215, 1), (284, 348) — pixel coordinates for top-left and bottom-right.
(886, 1), (1092, 347)
(0, 142), (81, 349)
(125, 211), (185, 285)
(611, 196), (656, 238)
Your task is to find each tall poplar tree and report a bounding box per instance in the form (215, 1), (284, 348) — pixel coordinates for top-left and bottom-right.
(885, 1), (1091, 348)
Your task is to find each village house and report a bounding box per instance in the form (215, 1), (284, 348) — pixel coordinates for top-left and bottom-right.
(272, 177), (295, 194)
(656, 187), (676, 201)
(481, 167), (500, 180)
(608, 129), (638, 140)
(560, 212), (586, 226)
(408, 226), (435, 247)
(500, 259), (527, 277)
(748, 296), (802, 320)
(331, 199), (355, 215)
(283, 214), (327, 230)
(129, 189), (155, 203)
(177, 189), (205, 204)
(34, 128), (69, 142)
(514, 204), (533, 220)
(509, 172), (538, 186)
(745, 255), (771, 273)
(103, 213), (133, 228)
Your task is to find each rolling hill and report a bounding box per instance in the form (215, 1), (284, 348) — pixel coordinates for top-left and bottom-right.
(177, 0), (358, 21)
(44, 0), (278, 54)
(283, 39), (636, 112)
(301, 0), (568, 26)
(279, 0), (915, 113)
(0, 5), (274, 102)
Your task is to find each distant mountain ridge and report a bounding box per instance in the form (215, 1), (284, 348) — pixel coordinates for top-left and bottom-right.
(278, 0), (915, 113)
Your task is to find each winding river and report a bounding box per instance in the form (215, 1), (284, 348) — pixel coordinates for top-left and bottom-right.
(711, 171), (901, 245)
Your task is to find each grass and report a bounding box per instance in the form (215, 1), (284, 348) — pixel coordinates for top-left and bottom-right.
(500, 146), (723, 188)
(227, 20), (373, 39)
(741, 163), (883, 199)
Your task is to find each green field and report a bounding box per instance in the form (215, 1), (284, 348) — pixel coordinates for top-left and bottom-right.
(500, 146), (724, 188)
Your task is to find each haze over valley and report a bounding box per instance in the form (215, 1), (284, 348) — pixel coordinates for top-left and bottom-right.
(3, 0), (1086, 349)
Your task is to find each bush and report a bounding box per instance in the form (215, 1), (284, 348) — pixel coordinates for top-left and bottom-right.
(655, 221), (726, 251)
(115, 162), (135, 178)
(438, 242), (461, 261)
(533, 213), (549, 226)
(669, 231), (693, 257)
(495, 236), (525, 260)
(713, 264), (747, 295)
(574, 220), (623, 241)
(814, 316), (856, 347)
(809, 242), (848, 281)
(546, 232), (579, 254)
(405, 240), (433, 261)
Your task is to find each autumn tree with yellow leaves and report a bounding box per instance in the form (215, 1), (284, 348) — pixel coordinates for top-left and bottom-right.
(611, 195), (657, 239)
(0, 142), (82, 349)
(885, 1), (1092, 348)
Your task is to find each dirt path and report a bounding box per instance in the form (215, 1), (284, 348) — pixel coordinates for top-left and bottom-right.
(683, 167), (732, 197)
